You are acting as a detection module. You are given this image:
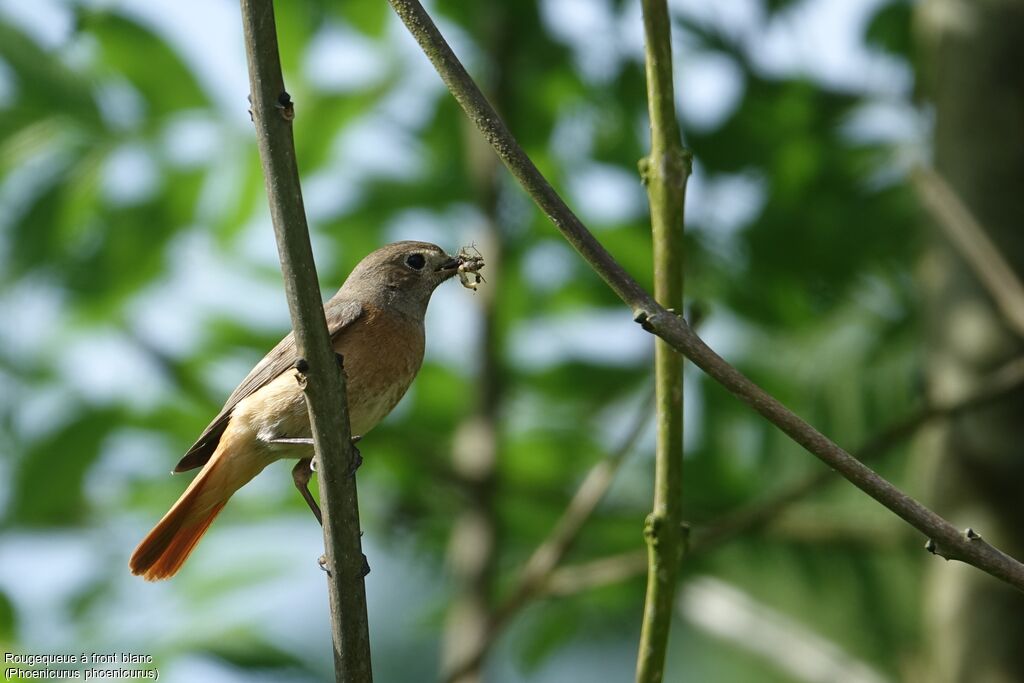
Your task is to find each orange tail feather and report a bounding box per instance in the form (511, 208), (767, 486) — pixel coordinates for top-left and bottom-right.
(130, 450), (236, 581)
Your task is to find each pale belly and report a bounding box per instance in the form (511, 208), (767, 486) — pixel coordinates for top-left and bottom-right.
(230, 320), (424, 459)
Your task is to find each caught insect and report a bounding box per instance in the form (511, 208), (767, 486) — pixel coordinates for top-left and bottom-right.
(456, 245), (486, 291)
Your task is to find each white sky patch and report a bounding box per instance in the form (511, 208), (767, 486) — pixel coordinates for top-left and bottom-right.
(56, 329), (169, 408)
(510, 309), (650, 370)
(334, 115), (425, 180)
(8, 383), (79, 446)
(658, 0), (913, 99)
(751, 0), (912, 96)
(677, 51), (746, 132)
(425, 282), (482, 369)
(0, 0), (73, 49)
(94, 77), (146, 132)
(384, 204), (484, 248)
(522, 240), (578, 294)
(377, 70), (441, 130)
(842, 100), (924, 145)
(0, 531), (104, 647)
(669, 0), (765, 43)
(193, 140), (249, 226)
(377, 21), (446, 130)
(101, 142), (161, 206)
(542, 0), (623, 83)
(841, 99), (929, 186)
(681, 577), (889, 683)
(232, 211), (339, 279)
(695, 306), (754, 361)
(203, 352), (262, 399)
(301, 167), (363, 223)
(550, 103), (599, 166)
(567, 162), (646, 227)
(686, 162), (766, 261)
(304, 22), (388, 93)
(127, 228), (291, 359)
(95, 0), (251, 125)
(85, 429), (176, 508)
(160, 111), (224, 169)
(0, 276), (65, 362)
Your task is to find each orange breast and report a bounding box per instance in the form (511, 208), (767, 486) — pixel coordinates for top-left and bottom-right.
(334, 307), (425, 436)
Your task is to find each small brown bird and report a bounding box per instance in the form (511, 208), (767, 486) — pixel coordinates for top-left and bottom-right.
(130, 241), (475, 581)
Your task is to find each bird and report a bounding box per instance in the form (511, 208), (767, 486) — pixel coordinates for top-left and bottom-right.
(130, 241), (475, 581)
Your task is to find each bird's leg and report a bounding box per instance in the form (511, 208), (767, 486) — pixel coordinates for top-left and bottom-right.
(281, 435), (362, 525)
(291, 458), (322, 526)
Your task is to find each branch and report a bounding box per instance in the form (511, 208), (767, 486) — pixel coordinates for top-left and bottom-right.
(912, 166), (1024, 339)
(548, 550), (651, 597)
(636, 0), (689, 679)
(239, 2), (372, 680)
(386, 0), (1024, 593)
(691, 355), (1024, 557)
(544, 356), (1024, 595)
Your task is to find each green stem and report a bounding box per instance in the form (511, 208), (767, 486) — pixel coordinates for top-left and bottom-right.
(239, 1), (372, 680)
(636, 0), (689, 681)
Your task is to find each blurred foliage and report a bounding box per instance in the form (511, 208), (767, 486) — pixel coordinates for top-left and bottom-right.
(0, 0), (930, 681)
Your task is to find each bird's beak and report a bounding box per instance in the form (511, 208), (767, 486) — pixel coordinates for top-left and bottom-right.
(436, 256), (461, 273)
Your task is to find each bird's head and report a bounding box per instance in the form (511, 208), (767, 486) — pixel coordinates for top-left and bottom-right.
(339, 241), (469, 316)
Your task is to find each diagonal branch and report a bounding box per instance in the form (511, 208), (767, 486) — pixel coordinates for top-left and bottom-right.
(386, 0), (1024, 593)
(690, 355), (1024, 556)
(912, 166), (1024, 339)
(545, 356), (1024, 595)
(240, 1), (371, 680)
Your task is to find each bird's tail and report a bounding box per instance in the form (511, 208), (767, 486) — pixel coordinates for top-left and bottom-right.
(130, 435), (262, 581)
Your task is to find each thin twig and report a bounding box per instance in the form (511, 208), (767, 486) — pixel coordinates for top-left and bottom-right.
(386, 0), (1024, 593)
(514, 391), (655, 605)
(548, 550), (651, 597)
(636, 0), (689, 679)
(239, 1), (371, 680)
(544, 357), (1024, 596)
(442, 391), (655, 683)
(912, 166), (1024, 339)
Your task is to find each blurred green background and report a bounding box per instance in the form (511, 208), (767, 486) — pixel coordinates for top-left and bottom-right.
(2, 0), (1023, 681)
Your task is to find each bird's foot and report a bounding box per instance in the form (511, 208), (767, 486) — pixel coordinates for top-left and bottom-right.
(346, 445), (363, 478)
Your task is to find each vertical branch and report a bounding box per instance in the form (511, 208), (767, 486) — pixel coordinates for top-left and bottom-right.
(239, 1), (372, 680)
(636, 0), (690, 681)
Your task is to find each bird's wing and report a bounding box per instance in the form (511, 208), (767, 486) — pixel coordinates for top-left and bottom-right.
(172, 299), (364, 473)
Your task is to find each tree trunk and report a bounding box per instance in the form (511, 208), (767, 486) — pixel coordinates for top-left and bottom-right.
(918, 1), (1024, 680)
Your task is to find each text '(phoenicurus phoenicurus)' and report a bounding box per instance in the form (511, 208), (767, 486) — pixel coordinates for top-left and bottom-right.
(130, 241), (483, 580)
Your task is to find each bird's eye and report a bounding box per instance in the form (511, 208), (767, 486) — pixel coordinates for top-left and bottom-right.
(405, 253), (426, 270)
